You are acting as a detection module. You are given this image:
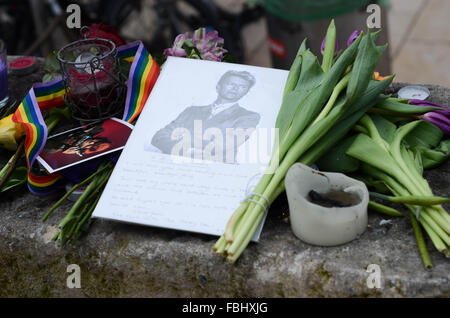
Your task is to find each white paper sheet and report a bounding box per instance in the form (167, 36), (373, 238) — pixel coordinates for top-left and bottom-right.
(93, 57), (288, 240)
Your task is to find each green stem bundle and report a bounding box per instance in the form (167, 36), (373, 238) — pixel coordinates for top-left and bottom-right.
(215, 23), (393, 263)
(45, 161), (113, 246)
(346, 115), (450, 267)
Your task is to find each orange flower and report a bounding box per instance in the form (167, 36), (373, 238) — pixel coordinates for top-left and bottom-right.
(374, 72), (391, 81)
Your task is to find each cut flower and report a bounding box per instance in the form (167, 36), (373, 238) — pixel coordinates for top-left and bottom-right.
(164, 28), (228, 61)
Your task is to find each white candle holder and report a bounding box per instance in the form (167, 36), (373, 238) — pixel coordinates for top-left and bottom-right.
(285, 163), (369, 246)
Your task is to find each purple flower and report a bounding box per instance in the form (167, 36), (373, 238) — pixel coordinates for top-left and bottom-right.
(320, 36), (339, 56)
(409, 100), (450, 134)
(421, 112), (450, 135)
(347, 30), (361, 47)
(409, 99), (450, 115)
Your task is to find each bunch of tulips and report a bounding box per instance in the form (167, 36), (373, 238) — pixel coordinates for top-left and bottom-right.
(214, 21), (396, 262)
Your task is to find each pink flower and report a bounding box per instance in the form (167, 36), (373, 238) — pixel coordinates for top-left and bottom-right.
(164, 28), (227, 61)
(163, 33), (189, 58)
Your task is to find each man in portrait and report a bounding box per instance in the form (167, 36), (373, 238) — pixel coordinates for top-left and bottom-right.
(148, 70), (260, 163)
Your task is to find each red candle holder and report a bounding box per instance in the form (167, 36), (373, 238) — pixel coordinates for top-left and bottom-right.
(57, 27), (126, 122)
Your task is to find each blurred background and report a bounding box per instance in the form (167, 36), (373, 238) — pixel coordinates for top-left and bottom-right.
(0, 0), (449, 86)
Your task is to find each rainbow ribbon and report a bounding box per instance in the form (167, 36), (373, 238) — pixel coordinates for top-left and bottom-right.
(12, 41), (160, 195)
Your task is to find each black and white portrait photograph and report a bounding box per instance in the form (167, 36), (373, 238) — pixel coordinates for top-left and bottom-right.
(142, 57), (286, 165)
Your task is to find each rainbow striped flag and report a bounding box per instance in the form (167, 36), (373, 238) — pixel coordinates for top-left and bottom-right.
(13, 41), (160, 195)
(119, 42), (160, 124)
(13, 79), (65, 195)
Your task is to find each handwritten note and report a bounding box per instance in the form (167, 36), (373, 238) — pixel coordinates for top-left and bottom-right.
(92, 57), (288, 240)
(94, 151), (264, 236)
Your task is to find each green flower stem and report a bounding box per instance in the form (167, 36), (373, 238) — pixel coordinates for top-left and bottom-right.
(224, 186), (258, 242)
(368, 200), (404, 217)
(60, 218), (78, 246)
(226, 181), (285, 261)
(425, 209), (450, 234)
(369, 191), (450, 206)
(213, 235), (227, 254)
(42, 162), (112, 222)
(420, 217), (448, 253)
(81, 167), (113, 204)
(389, 121), (431, 195)
(57, 163), (114, 245)
(409, 212), (432, 269)
(363, 164), (449, 252)
(352, 124), (369, 135)
(46, 117), (60, 134)
(59, 170), (104, 229)
(73, 194), (102, 237)
(321, 19), (336, 73)
(227, 99), (354, 258)
(0, 138), (25, 190)
(65, 170), (111, 242)
(313, 72), (350, 124)
(434, 206), (450, 224)
(224, 151), (284, 242)
(227, 208), (265, 262)
(420, 213), (450, 246)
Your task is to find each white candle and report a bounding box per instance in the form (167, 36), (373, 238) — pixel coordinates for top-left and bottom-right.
(285, 163), (369, 246)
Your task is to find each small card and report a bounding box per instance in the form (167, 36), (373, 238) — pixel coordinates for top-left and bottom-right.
(37, 118), (133, 173)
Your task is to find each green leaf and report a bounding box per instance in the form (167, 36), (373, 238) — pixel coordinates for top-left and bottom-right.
(153, 53), (167, 67)
(43, 51), (62, 83)
(42, 73), (58, 83)
(345, 78), (393, 116)
(355, 175), (391, 194)
(416, 139), (450, 169)
(119, 59), (132, 78)
(373, 98), (442, 115)
(404, 120), (443, 149)
(401, 144), (422, 175)
(282, 39), (306, 97)
(0, 167), (27, 192)
(346, 133), (401, 176)
(276, 49), (324, 143)
(279, 35), (362, 159)
(316, 135), (360, 173)
(295, 50), (325, 92)
(346, 30), (383, 105)
(321, 19), (336, 73)
(370, 114), (396, 144)
(299, 78), (392, 166)
(221, 54), (236, 63)
(375, 43), (388, 56)
(44, 51), (60, 73)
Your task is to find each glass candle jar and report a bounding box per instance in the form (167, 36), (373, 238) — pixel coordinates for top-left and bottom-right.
(57, 33), (126, 122)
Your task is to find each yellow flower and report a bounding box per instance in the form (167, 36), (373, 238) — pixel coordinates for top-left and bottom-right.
(0, 114), (25, 151)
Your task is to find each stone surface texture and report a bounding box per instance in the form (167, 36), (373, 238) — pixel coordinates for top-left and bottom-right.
(0, 57), (449, 298)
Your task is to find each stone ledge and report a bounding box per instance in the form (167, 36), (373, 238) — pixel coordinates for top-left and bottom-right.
(0, 57), (449, 297)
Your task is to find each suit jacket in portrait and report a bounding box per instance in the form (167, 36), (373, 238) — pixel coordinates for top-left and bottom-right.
(149, 103), (261, 162)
